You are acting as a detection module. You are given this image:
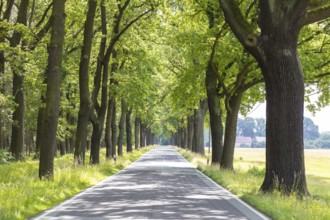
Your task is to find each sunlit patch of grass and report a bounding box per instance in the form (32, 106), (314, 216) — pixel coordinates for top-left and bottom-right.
(178, 148), (330, 220)
(0, 146), (153, 220)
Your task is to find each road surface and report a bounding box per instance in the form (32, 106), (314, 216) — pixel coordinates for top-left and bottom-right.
(31, 146), (269, 220)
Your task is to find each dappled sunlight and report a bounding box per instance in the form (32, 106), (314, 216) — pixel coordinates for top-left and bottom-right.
(180, 147), (330, 219)
(32, 146), (267, 220)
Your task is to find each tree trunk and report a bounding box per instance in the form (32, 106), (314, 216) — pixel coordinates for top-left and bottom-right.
(0, 1), (15, 150)
(35, 104), (45, 157)
(0, 49), (4, 150)
(65, 138), (70, 154)
(0, 41), (5, 150)
(0, 115), (3, 149)
(105, 98), (114, 158)
(146, 128), (153, 146)
(90, 120), (102, 164)
(117, 99), (126, 156)
(177, 128), (182, 147)
(193, 100), (208, 154)
(260, 36), (307, 194)
(74, 0), (97, 164)
(140, 122), (146, 147)
(184, 126), (188, 149)
(146, 129), (150, 146)
(60, 141), (65, 156)
(111, 99), (117, 156)
(219, 0), (316, 196)
(206, 62), (223, 164)
(10, 73), (25, 160)
(221, 93), (243, 170)
(135, 117), (140, 149)
(255, 2), (308, 195)
(187, 115), (194, 150)
(89, 1), (109, 165)
(66, 111), (75, 154)
(126, 109), (132, 152)
(180, 127), (185, 148)
(39, 0), (66, 180)
(89, 57), (109, 164)
(9, 0), (30, 160)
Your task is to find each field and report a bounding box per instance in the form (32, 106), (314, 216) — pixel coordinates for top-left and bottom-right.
(0, 147), (153, 220)
(179, 148), (330, 220)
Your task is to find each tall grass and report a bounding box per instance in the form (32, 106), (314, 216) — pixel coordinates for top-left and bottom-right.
(178, 148), (330, 220)
(0, 147), (153, 220)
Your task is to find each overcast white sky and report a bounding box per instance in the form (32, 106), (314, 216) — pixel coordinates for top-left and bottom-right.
(247, 102), (330, 133)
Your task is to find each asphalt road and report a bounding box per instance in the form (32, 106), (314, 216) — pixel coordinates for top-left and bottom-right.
(31, 146), (269, 220)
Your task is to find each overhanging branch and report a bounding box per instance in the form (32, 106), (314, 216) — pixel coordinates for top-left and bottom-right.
(104, 8), (153, 62)
(219, 0), (263, 62)
(304, 4), (330, 26)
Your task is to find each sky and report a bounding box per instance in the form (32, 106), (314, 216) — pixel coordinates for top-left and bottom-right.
(247, 102), (330, 133)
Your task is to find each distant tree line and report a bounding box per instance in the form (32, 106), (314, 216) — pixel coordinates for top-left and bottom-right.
(236, 117), (266, 138)
(237, 117), (329, 149)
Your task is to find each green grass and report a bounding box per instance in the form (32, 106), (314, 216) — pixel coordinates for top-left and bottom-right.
(178, 148), (330, 220)
(0, 147), (153, 220)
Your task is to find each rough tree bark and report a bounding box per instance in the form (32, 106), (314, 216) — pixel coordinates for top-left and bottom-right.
(39, 0), (65, 179)
(74, 0), (97, 164)
(219, 0), (330, 194)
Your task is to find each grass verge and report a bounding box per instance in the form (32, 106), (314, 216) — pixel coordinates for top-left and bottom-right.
(0, 147), (153, 220)
(178, 148), (330, 220)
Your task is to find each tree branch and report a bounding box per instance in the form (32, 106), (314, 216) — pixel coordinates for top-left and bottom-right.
(314, 72), (330, 79)
(239, 77), (264, 93)
(165, 66), (180, 76)
(219, 0), (263, 62)
(298, 30), (322, 45)
(92, 0), (107, 113)
(104, 8), (153, 62)
(3, 0), (14, 20)
(304, 3), (330, 26)
(29, 0), (36, 28)
(29, 17), (52, 50)
(35, 3), (53, 28)
(210, 23), (227, 62)
(231, 61), (254, 94)
(245, 0), (257, 18)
